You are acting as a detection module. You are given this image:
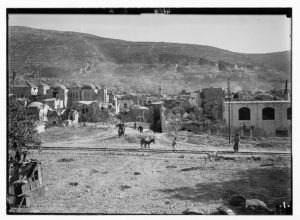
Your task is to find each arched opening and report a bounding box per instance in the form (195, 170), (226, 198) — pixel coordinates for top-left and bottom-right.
(287, 107), (292, 120)
(262, 107), (275, 120)
(239, 107), (250, 120)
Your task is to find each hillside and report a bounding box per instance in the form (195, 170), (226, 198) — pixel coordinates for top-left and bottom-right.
(245, 51), (291, 74)
(8, 26), (291, 93)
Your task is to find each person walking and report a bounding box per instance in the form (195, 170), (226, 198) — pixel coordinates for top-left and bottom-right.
(134, 121), (137, 129)
(172, 137), (177, 152)
(233, 133), (240, 153)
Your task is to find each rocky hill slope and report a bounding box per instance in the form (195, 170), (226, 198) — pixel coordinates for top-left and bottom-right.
(8, 26), (291, 93)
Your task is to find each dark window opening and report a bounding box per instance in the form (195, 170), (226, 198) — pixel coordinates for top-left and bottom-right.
(287, 107), (292, 120)
(262, 107), (275, 120)
(124, 103), (127, 108)
(53, 91), (58, 98)
(239, 107), (250, 120)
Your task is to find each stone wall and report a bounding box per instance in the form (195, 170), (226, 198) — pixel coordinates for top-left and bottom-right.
(223, 101), (292, 136)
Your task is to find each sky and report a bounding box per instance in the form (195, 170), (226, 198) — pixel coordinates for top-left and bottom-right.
(9, 14), (291, 54)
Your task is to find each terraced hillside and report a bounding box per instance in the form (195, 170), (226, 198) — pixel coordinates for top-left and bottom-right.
(8, 26), (291, 93)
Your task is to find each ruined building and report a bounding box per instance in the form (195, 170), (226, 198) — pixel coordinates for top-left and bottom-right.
(200, 88), (225, 120)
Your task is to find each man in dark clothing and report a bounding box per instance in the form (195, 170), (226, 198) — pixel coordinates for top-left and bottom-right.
(172, 137), (177, 152)
(233, 133), (240, 153)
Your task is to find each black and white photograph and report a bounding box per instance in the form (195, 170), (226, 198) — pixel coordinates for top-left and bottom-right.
(6, 7), (293, 215)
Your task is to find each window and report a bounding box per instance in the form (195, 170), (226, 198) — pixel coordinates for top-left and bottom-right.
(124, 103), (127, 108)
(262, 107), (275, 120)
(238, 107), (250, 120)
(287, 107), (292, 120)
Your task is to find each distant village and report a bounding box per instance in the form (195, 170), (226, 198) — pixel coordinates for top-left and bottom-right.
(8, 72), (292, 138)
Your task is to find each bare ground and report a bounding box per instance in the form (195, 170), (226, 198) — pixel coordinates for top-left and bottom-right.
(10, 125), (292, 214)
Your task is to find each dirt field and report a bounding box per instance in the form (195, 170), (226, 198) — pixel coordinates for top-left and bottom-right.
(10, 125), (292, 214)
(39, 125), (291, 153)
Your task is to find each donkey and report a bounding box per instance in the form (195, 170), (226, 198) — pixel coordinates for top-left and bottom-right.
(140, 137), (155, 149)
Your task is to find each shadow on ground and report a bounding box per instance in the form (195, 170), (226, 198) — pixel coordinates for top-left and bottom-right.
(159, 167), (291, 209)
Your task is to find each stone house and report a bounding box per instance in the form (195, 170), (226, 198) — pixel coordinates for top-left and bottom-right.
(10, 81), (38, 99)
(42, 98), (64, 110)
(37, 82), (50, 97)
(189, 91), (201, 108)
(119, 99), (134, 112)
(81, 83), (98, 101)
(72, 101), (100, 122)
(178, 90), (191, 101)
(27, 101), (50, 122)
(223, 100), (292, 137)
(49, 84), (68, 108)
(200, 88), (225, 120)
(67, 82), (82, 104)
(26, 81), (38, 97)
(96, 85), (108, 103)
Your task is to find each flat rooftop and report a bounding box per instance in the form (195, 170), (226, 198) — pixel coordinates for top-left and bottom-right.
(224, 100), (291, 104)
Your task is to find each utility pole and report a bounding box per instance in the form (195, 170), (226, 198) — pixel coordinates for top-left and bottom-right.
(227, 78), (231, 144)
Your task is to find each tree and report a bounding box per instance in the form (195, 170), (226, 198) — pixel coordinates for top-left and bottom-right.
(8, 96), (41, 151)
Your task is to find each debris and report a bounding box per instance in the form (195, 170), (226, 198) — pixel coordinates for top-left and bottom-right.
(134, 172), (141, 175)
(260, 163), (274, 167)
(256, 142), (273, 148)
(8, 159), (45, 208)
(251, 156), (261, 161)
(166, 165), (177, 168)
(57, 158), (74, 163)
(90, 169), (99, 175)
(101, 171), (108, 174)
(178, 155), (185, 158)
(68, 182), (78, 187)
(218, 156), (235, 161)
(182, 207), (206, 215)
(120, 185), (131, 190)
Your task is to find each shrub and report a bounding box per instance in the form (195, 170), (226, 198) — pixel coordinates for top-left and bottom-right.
(8, 96), (41, 152)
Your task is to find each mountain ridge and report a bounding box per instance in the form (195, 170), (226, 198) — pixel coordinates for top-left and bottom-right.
(8, 26), (291, 93)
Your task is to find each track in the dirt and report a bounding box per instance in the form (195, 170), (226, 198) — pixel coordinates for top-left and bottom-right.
(39, 146), (291, 157)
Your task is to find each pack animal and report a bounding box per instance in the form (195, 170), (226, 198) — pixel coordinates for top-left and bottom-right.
(140, 137), (155, 149)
